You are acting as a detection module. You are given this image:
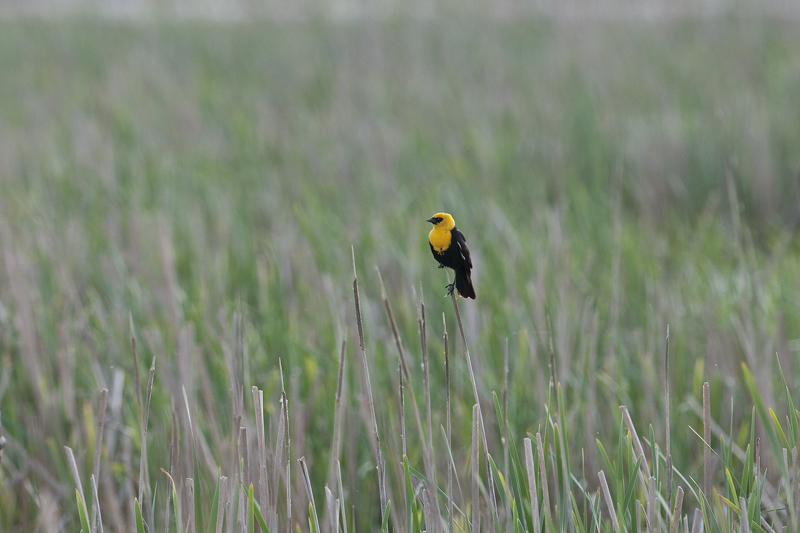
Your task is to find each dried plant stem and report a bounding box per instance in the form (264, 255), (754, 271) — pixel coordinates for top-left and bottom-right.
(536, 433), (553, 531)
(665, 325), (672, 524)
(619, 406), (651, 483)
(300, 457), (321, 533)
(400, 363), (407, 457)
(185, 478), (195, 533)
(420, 301), (437, 494)
(91, 474), (103, 533)
(445, 313), (454, 533)
(598, 471), (620, 533)
(352, 248), (387, 523)
(328, 340), (347, 490)
(378, 271), (436, 497)
(691, 509), (702, 533)
(216, 476), (228, 533)
(272, 391), (287, 533)
(252, 387), (269, 519)
(646, 476), (656, 533)
(448, 272), (498, 527)
(739, 496), (750, 533)
(523, 438), (542, 533)
(669, 486), (683, 533)
(471, 404), (481, 533)
(703, 382), (711, 500)
(65, 446), (89, 520)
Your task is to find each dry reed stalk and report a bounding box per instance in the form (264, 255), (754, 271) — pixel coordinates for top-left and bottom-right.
(665, 325), (673, 525)
(216, 476), (228, 533)
(523, 438), (542, 533)
(400, 362), (407, 457)
(272, 390), (287, 532)
(792, 446), (799, 523)
(185, 478), (195, 533)
(299, 457), (321, 533)
(252, 387), (269, 518)
(690, 509), (702, 533)
(536, 433), (552, 531)
(669, 486), (683, 533)
(65, 447), (88, 526)
(619, 406), (651, 482)
(130, 323), (144, 500)
(646, 476), (656, 532)
(378, 271), (436, 489)
(167, 409), (179, 533)
(738, 497), (750, 533)
(90, 474), (103, 533)
(445, 313), (453, 533)
(472, 404), (481, 533)
(351, 248), (387, 523)
(637, 503), (642, 533)
(420, 300), (439, 530)
(448, 274), (498, 528)
(325, 486), (339, 533)
(759, 515), (777, 533)
(328, 340), (346, 492)
(238, 426), (248, 531)
(703, 382), (711, 501)
(91, 389), (108, 532)
(503, 339), (510, 531)
(598, 470), (620, 533)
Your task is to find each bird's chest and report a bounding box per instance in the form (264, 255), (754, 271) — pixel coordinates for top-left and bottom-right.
(429, 228), (451, 253)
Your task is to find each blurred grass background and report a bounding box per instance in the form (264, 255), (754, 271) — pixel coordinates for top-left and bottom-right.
(0, 4), (800, 531)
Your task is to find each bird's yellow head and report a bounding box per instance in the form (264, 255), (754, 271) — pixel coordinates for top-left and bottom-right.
(426, 212), (455, 231)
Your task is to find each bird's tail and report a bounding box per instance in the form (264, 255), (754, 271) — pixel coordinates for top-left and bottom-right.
(455, 268), (476, 299)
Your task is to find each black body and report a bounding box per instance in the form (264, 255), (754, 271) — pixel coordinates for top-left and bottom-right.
(429, 227), (476, 299)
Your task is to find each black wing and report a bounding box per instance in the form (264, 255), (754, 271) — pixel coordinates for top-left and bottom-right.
(451, 227), (472, 270)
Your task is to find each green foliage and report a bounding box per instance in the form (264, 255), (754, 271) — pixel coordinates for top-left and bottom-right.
(2, 11), (800, 533)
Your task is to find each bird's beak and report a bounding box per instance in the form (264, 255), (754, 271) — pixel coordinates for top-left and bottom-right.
(426, 217), (437, 223)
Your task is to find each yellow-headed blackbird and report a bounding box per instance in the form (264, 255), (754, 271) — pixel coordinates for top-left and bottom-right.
(427, 212), (476, 299)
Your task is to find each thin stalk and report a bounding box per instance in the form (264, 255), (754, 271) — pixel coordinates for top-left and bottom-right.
(703, 382), (711, 501)
(445, 313), (453, 533)
(524, 438), (542, 533)
(352, 248), (387, 523)
(665, 325), (672, 524)
(448, 272), (499, 528)
(91, 389), (108, 533)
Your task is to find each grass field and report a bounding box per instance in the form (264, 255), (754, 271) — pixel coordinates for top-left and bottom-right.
(1, 10), (800, 532)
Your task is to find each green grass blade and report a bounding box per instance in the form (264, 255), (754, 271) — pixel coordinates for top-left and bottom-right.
(620, 455), (642, 518)
(248, 484), (256, 533)
(76, 489), (90, 533)
(162, 468), (182, 533)
(768, 408), (790, 449)
(135, 498), (145, 533)
(208, 474), (220, 533)
(776, 355), (799, 448)
(403, 455), (414, 532)
(380, 501), (391, 533)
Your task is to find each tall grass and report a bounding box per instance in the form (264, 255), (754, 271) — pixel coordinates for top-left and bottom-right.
(0, 12), (800, 532)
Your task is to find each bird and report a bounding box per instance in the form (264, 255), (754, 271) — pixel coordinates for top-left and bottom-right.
(426, 212), (476, 299)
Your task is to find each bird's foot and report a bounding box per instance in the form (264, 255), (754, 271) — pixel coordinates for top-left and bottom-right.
(445, 282), (456, 297)
(438, 264), (446, 269)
